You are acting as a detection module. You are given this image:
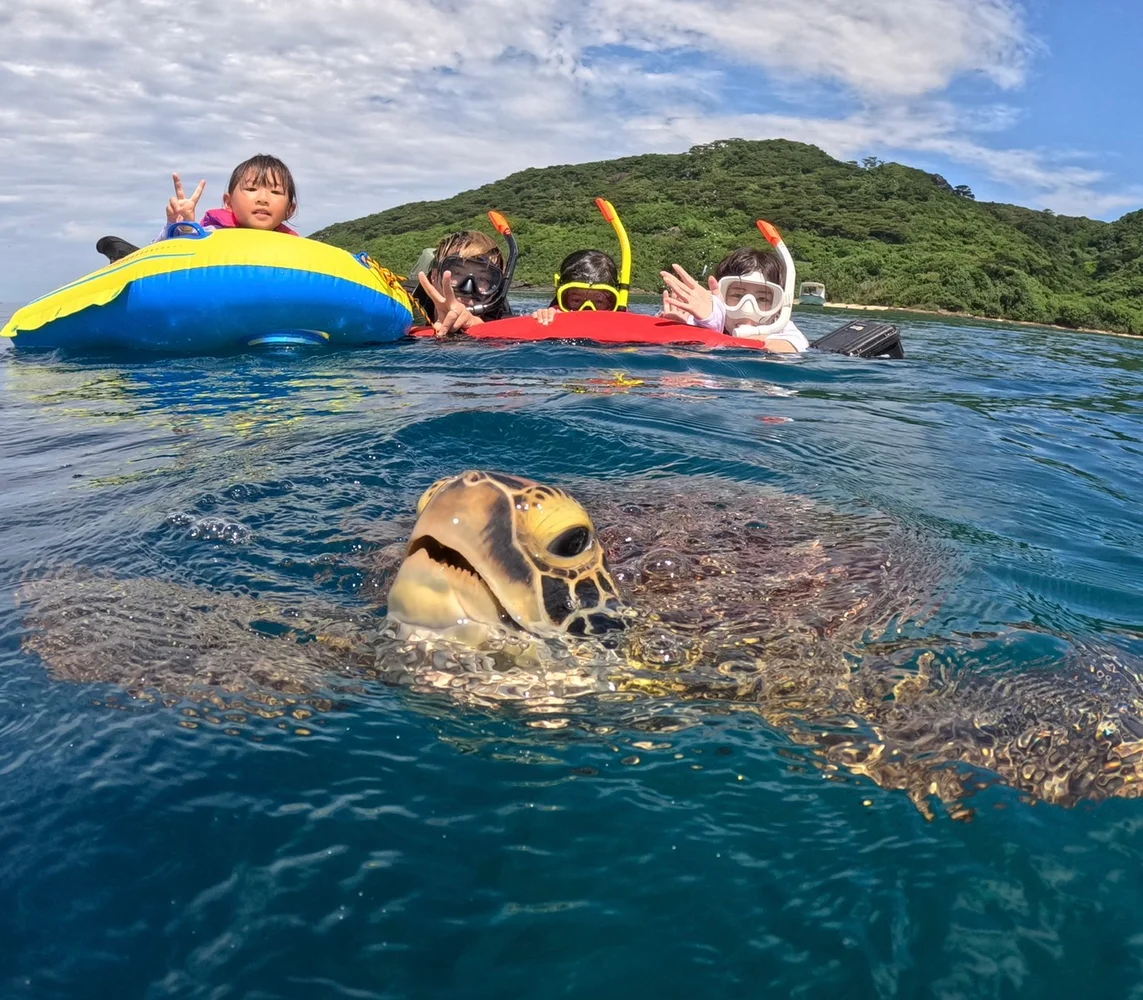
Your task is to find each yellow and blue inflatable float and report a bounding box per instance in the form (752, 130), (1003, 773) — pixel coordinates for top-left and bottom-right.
(1, 224), (415, 352)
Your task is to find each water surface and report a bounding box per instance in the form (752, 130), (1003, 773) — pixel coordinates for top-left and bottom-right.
(2, 303), (1142, 998)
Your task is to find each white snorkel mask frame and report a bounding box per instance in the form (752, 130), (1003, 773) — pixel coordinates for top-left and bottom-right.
(720, 220), (796, 338)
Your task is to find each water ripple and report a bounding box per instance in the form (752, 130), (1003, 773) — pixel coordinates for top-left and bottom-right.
(2, 310), (1143, 997)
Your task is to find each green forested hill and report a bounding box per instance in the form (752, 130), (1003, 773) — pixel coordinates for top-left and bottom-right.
(312, 139), (1143, 333)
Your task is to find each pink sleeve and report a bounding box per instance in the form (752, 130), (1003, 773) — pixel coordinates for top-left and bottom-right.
(694, 296), (725, 332)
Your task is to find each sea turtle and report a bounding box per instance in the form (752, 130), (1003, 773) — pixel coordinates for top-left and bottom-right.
(17, 470), (1143, 816)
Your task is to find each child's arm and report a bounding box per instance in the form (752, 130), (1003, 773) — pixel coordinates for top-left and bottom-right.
(761, 338), (799, 353)
(660, 265), (723, 331)
(734, 319), (808, 352)
(760, 320), (809, 353)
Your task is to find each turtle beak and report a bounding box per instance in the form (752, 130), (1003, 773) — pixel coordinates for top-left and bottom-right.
(387, 536), (519, 635)
(387, 474), (549, 636)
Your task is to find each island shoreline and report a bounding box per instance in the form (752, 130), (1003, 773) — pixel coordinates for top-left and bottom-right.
(508, 284), (1142, 341)
(812, 302), (1142, 340)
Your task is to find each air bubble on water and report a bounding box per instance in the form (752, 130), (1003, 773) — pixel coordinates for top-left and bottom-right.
(638, 548), (690, 582)
(166, 512), (252, 545)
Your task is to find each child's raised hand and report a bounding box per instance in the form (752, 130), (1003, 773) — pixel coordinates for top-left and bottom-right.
(660, 264), (715, 322)
(417, 270), (482, 338)
(532, 307), (557, 326)
(659, 289), (689, 323)
(166, 173), (206, 224)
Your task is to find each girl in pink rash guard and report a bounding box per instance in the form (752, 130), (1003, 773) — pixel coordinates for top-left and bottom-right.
(160, 154), (299, 239)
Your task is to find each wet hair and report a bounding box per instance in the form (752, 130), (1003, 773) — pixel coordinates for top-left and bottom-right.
(227, 154), (297, 219)
(556, 249), (618, 286)
(714, 247), (781, 283)
(550, 250), (618, 307)
(433, 230), (505, 271)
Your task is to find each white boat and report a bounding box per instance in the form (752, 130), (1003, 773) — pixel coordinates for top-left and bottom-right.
(798, 281), (826, 306)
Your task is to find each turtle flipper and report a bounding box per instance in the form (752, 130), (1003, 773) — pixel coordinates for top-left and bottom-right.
(16, 567), (357, 705)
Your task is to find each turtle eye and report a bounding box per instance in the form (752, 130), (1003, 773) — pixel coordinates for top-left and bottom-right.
(549, 526), (591, 558)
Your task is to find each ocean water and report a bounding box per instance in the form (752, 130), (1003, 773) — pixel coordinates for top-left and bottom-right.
(2, 302), (1142, 999)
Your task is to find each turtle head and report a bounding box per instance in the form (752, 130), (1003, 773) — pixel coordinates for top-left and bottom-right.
(386, 471), (625, 642)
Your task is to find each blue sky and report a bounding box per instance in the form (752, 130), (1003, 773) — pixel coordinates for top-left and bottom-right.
(933, 0), (1143, 209)
(0, 0), (1139, 301)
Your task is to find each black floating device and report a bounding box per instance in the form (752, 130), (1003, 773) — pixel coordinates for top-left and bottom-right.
(812, 318), (904, 359)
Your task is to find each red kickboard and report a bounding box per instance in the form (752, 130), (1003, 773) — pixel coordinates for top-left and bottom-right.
(411, 311), (770, 349)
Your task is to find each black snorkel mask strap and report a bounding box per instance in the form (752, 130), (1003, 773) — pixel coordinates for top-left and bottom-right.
(468, 210), (518, 316)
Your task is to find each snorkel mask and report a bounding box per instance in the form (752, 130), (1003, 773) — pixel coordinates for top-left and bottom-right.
(722, 220), (796, 338)
(554, 281), (619, 312)
(440, 255), (502, 304)
(553, 198), (632, 313)
(431, 211), (518, 316)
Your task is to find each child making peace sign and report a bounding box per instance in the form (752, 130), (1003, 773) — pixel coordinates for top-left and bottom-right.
(161, 154), (299, 238)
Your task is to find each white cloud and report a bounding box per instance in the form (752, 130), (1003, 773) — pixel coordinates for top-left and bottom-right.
(623, 101), (1132, 211)
(588, 0), (1032, 96)
(0, 0), (1132, 301)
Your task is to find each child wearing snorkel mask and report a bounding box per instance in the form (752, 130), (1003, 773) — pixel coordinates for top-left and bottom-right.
(413, 229), (515, 337)
(660, 224), (809, 352)
(532, 249), (621, 325)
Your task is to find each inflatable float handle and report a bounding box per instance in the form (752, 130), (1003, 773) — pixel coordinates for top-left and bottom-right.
(488, 210), (513, 236)
(164, 220), (210, 240)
